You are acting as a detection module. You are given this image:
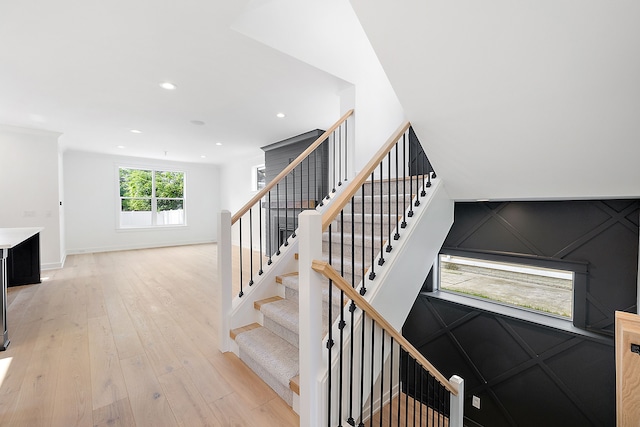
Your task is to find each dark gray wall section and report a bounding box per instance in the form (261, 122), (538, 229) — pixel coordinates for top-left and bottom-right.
(403, 200), (639, 426)
(261, 129), (328, 204)
(405, 297), (614, 426)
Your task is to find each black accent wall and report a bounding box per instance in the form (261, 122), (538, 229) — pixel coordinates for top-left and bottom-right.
(403, 200), (639, 426)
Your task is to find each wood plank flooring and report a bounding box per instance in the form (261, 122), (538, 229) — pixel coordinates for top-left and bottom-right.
(0, 244), (299, 427)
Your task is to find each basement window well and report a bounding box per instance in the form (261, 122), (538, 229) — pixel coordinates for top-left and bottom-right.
(438, 253), (574, 319)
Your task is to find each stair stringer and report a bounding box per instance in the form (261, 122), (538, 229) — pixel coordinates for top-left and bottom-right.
(317, 179), (454, 426)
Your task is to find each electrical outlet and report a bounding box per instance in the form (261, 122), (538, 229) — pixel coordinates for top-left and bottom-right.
(472, 395), (481, 409)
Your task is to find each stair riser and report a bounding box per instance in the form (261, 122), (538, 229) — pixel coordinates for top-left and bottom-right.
(329, 216), (401, 236)
(360, 178), (426, 196)
(322, 240), (383, 266)
(238, 349), (294, 406)
(342, 194), (413, 215)
(283, 283), (346, 309)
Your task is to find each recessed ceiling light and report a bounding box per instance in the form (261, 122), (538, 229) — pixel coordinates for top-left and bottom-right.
(117, 145), (125, 149)
(191, 120), (205, 126)
(159, 82), (177, 90)
(200, 155), (207, 158)
(276, 112), (286, 118)
(130, 129), (142, 134)
(215, 142), (223, 146)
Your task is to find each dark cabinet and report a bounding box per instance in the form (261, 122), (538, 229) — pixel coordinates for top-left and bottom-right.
(8, 233), (41, 286)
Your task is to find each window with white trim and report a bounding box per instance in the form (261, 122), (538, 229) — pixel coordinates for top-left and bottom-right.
(118, 167), (185, 228)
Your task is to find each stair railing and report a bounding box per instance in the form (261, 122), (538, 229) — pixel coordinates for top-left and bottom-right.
(313, 260), (463, 427)
(321, 121), (435, 292)
(297, 122), (461, 426)
(228, 109), (354, 299)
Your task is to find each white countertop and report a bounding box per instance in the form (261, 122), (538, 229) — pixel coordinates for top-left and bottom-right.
(0, 227), (43, 249)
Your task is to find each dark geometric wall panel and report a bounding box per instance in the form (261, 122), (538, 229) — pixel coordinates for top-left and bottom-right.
(403, 200), (635, 426)
(405, 297), (615, 426)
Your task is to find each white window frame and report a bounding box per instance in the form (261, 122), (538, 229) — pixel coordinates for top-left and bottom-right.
(117, 165), (186, 229)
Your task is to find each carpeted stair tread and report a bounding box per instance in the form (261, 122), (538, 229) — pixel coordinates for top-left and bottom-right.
(278, 274), (343, 307)
(234, 326), (299, 390)
(260, 297), (300, 335)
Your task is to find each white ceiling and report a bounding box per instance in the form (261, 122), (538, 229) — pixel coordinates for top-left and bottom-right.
(0, 0), (351, 164)
(351, 0), (640, 200)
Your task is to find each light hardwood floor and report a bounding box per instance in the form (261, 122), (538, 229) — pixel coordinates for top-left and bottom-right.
(0, 244), (299, 427)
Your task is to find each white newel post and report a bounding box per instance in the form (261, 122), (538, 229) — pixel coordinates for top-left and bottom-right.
(299, 211), (324, 427)
(449, 375), (465, 427)
(217, 210), (232, 353)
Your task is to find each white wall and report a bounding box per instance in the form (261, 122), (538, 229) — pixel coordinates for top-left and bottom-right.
(220, 150), (265, 213)
(0, 125), (63, 269)
(64, 151), (220, 254)
(351, 0), (640, 200)
(220, 150), (265, 248)
(232, 0), (405, 174)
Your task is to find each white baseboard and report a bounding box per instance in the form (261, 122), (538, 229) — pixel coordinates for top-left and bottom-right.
(65, 239), (216, 256)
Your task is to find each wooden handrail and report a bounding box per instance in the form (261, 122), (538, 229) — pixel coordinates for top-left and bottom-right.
(231, 109), (354, 224)
(321, 121), (411, 231)
(311, 260), (459, 396)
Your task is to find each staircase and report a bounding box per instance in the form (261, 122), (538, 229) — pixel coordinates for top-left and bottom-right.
(230, 179), (413, 408)
(219, 118), (464, 426)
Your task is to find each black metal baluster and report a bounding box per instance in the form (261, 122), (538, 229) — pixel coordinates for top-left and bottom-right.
(332, 131), (337, 193)
(359, 312), (366, 427)
(340, 210), (345, 278)
(307, 156), (311, 209)
(238, 218), (243, 297)
(386, 152), (392, 253)
(378, 163), (384, 266)
(249, 208), (254, 286)
(438, 383), (445, 426)
(338, 282), (345, 425)
(327, 280), (333, 427)
(327, 222), (334, 427)
(361, 185), (367, 294)
(430, 376), (435, 427)
(413, 359), (418, 426)
(379, 329), (385, 427)
(394, 142), (400, 240)
(284, 176), (289, 247)
(414, 152), (421, 208)
(345, 120), (348, 182)
(292, 166), (296, 239)
(268, 191), (273, 265)
(316, 150), (323, 207)
(258, 199), (263, 275)
(338, 127), (342, 187)
(420, 149), (426, 197)
(405, 351), (409, 427)
(389, 338), (393, 427)
(347, 295), (356, 426)
(426, 156), (432, 189)
(276, 184), (281, 256)
(419, 367), (423, 426)
(370, 318), (375, 427)
(368, 173), (376, 281)
(397, 347), (402, 427)
(351, 198), (355, 288)
(405, 132), (412, 220)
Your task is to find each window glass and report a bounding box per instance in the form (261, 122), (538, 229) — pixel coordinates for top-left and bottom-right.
(439, 254), (573, 319)
(118, 167), (185, 228)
